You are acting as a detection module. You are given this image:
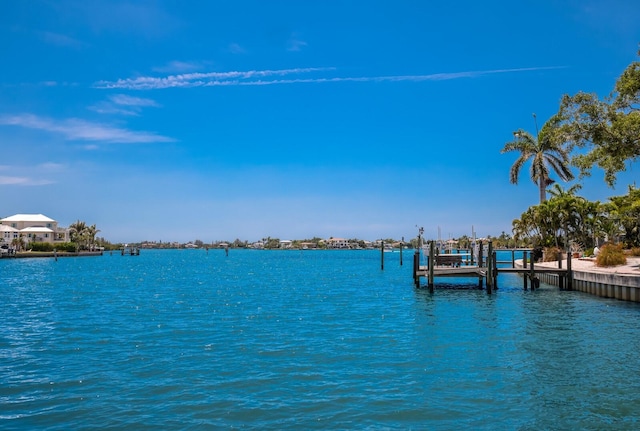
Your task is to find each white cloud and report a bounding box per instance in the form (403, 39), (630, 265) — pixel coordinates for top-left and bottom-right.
(0, 114), (174, 144)
(0, 176), (54, 186)
(152, 61), (205, 73)
(88, 104), (140, 116)
(287, 38), (307, 52)
(109, 94), (160, 107)
(94, 66), (564, 90)
(94, 67), (336, 89)
(89, 94), (161, 116)
(228, 43), (246, 54)
(0, 163), (65, 186)
(38, 162), (66, 171)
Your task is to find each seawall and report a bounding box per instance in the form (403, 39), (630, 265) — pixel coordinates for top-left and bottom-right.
(515, 258), (640, 303)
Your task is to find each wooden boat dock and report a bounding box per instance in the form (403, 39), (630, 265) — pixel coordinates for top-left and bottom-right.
(121, 246), (140, 256)
(413, 240), (572, 294)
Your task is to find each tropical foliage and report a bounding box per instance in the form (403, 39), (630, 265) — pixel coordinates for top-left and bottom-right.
(559, 50), (640, 186)
(505, 49), (640, 251)
(11, 234), (26, 251)
(511, 185), (606, 250)
(68, 220), (101, 251)
(501, 114), (574, 203)
(605, 186), (640, 247)
(596, 243), (627, 267)
(30, 242), (78, 252)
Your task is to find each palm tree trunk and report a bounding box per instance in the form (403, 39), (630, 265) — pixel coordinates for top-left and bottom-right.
(539, 178), (547, 203)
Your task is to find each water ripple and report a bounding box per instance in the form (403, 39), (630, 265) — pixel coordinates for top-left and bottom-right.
(1, 250), (640, 429)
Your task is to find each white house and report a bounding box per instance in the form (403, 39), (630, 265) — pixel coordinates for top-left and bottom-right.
(279, 240), (293, 249)
(0, 224), (19, 245)
(0, 214), (69, 244)
(326, 238), (349, 249)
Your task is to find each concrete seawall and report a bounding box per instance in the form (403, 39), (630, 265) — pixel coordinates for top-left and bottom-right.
(3, 251), (104, 259)
(516, 257), (640, 303)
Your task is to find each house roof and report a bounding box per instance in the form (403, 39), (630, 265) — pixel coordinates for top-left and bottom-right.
(0, 225), (18, 232)
(20, 227), (54, 233)
(1, 214), (56, 223)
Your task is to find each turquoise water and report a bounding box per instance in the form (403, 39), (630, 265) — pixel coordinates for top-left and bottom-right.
(2, 249), (640, 430)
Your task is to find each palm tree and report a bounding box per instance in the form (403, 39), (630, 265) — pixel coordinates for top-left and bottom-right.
(69, 220), (88, 250)
(86, 224), (100, 250)
(11, 235), (25, 252)
(501, 114), (574, 203)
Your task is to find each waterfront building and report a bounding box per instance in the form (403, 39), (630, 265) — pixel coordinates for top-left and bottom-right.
(0, 214), (68, 245)
(279, 240), (293, 249)
(326, 238), (349, 249)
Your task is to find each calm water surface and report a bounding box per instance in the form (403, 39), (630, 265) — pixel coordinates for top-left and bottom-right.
(2, 249), (640, 430)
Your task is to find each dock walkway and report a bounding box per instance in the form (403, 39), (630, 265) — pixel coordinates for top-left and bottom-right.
(413, 241), (569, 293)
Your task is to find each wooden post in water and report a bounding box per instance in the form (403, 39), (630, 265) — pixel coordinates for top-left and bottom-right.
(523, 250), (528, 291)
(486, 241), (493, 294)
(558, 250), (564, 290)
(529, 256), (536, 291)
(400, 237), (403, 266)
(493, 251), (498, 289)
(413, 250), (420, 288)
(428, 240), (435, 293)
(567, 250), (573, 291)
(381, 241), (384, 271)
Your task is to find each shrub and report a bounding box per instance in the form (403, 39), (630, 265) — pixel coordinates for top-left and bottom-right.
(596, 243), (627, 267)
(51, 242), (78, 252)
(630, 247), (640, 257)
(64, 242), (78, 252)
(30, 242), (54, 252)
(543, 246), (563, 262)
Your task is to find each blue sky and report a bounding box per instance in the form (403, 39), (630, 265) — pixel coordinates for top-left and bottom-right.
(1, 1), (640, 243)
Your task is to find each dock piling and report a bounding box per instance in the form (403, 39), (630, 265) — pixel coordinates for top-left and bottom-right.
(413, 250), (420, 288)
(428, 240), (435, 293)
(486, 241), (493, 294)
(523, 251), (528, 290)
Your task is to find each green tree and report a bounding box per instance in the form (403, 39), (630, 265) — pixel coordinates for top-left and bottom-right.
(86, 224), (100, 250)
(559, 50), (640, 186)
(69, 220), (88, 251)
(11, 234), (25, 251)
(502, 114), (574, 203)
(606, 186), (640, 247)
(511, 185), (607, 251)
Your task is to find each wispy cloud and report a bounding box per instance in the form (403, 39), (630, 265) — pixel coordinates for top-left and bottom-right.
(109, 94), (160, 107)
(287, 34), (307, 52)
(38, 162), (66, 171)
(95, 66), (564, 90)
(95, 67), (335, 90)
(75, 1), (180, 38)
(40, 31), (88, 49)
(152, 60), (206, 73)
(0, 162), (64, 186)
(0, 175), (54, 186)
(228, 43), (246, 54)
(0, 114), (174, 144)
(89, 94), (161, 116)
